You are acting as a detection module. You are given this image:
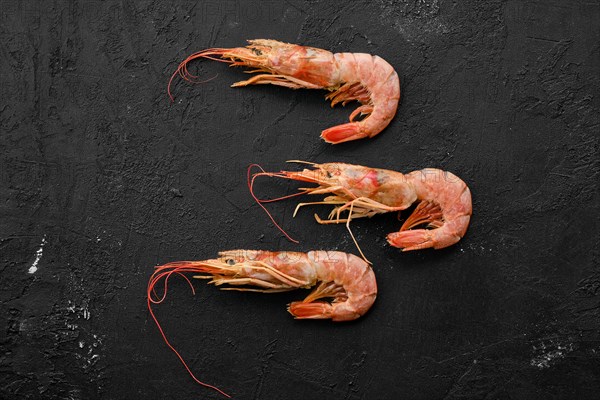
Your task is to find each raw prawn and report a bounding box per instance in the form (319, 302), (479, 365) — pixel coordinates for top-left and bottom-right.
(147, 250), (377, 397)
(168, 39), (400, 144)
(249, 162), (472, 260)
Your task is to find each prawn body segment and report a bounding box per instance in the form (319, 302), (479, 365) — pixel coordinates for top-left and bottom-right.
(387, 169), (472, 250)
(169, 39), (400, 143)
(184, 250), (377, 322)
(250, 163), (472, 254)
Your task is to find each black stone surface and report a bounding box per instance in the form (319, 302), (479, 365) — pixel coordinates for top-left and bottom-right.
(1, 1), (599, 399)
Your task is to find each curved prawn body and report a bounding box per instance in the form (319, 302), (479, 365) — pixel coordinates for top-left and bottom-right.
(153, 250), (377, 322)
(250, 162), (472, 255)
(169, 39), (400, 144)
(147, 250), (377, 396)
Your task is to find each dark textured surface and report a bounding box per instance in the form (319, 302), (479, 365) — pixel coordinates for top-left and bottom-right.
(1, 1), (599, 399)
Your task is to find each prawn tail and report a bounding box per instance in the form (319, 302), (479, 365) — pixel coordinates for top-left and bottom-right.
(321, 122), (367, 144)
(387, 228), (462, 251)
(288, 301), (333, 319)
(387, 229), (435, 251)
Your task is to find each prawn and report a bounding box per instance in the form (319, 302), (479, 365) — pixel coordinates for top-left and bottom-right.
(168, 39), (400, 144)
(249, 162), (472, 261)
(147, 249), (377, 397)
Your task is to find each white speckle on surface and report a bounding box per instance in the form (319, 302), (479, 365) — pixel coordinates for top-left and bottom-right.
(67, 388), (82, 400)
(67, 301), (92, 320)
(530, 339), (574, 368)
(82, 333), (104, 368)
(69, 313), (104, 369)
(28, 236), (47, 274)
(377, 0), (447, 42)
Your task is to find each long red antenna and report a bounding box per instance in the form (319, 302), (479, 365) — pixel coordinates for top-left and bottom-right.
(247, 164), (313, 244)
(167, 48), (232, 102)
(147, 263), (231, 398)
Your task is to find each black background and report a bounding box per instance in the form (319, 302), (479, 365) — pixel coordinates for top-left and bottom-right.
(1, 1), (599, 399)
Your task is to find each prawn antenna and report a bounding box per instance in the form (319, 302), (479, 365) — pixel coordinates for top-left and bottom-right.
(247, 164), (310, 244)
(167, 48), (231, 102)
(285, 160), (317, 166)
(147, 264), (231, 398)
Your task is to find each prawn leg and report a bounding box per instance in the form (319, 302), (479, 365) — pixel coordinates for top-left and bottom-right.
(207, 277), (288, 290)
(400, 200), (444, 231)
(302, 281), (347, 303)
(349, 105), (374, 122)
(315, 197), (383, 264)
(293, 200), (347, 218)
(326, 82), (371, 106)
(220, 288), (295, 293)
(231, 74), (323, 89)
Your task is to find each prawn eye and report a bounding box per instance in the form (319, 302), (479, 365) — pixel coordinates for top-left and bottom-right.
(226, 259), (235, 266)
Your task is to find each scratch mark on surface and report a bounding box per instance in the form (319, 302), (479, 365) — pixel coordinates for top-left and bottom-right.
(430, 337), (519, 365)
(443, 360), (478, 399)
(252, 338), (278, 400)
(526, 36), (560, 43)
(257, 96), (300, 143)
